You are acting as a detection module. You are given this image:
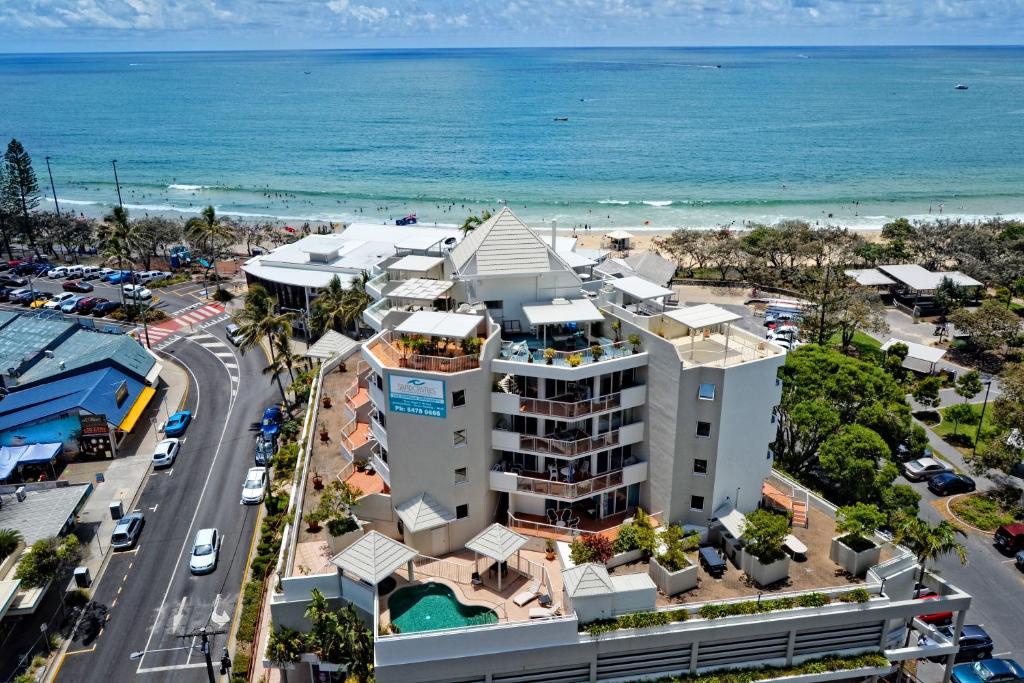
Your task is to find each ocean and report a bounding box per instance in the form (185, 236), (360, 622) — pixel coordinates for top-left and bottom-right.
(1, 46), (1023, 231)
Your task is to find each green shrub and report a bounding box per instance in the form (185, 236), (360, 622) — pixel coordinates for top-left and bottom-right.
(237, 580), (265, 644)
(272, 443), (299, 475)
(697, 593), (831, 619)
(646, 652), (889, 683)
(231, 646), (251, 682)
(742, 509), (790, 564)
(212, 288), (235, 302)
(656, 525), (698, 572)
(148, 273), (192, 289)
(583, 608), (687, 636)
(613, 521), (656, 555)
(569, 534), (614, 565)
(65, 587), (90, 608)
(839, 588), (871, 603)
(279, 419), (300, 442)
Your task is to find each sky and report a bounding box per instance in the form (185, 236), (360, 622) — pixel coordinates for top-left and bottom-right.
(1, 0), (1022, 53)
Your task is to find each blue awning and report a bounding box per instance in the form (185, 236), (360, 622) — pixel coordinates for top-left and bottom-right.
(0, 442), (62, 480)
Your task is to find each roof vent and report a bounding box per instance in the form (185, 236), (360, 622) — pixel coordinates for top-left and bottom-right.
(59, 361), (66, 370)
(44, 350), (55, 358)
(15, 486), (26, 502)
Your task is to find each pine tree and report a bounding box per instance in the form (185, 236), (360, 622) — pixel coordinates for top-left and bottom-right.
(0, 158), (12, 259)
(3, 139), (41, 250)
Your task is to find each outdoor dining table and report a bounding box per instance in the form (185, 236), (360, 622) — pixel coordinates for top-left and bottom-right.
(699, 546), (727, 576)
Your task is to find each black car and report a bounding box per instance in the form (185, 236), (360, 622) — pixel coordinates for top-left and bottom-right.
(12, 263), (37, 276)
(919, 625), (994, 663)
(0, 274), (27, 287)
(928, 472), (976, 496)
(92, 300), (122, 316)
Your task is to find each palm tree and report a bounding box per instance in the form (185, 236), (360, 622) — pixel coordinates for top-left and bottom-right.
(303, 589), (373, 680)
(0, 528), (23, 560)
(101, 206), (138, 307)
(263, 348), (292, 407)
(340, 271), (372, 336)
(273, 332), (298, 384)
(232, 285), (294, 365)
(185, 205), (234, 295)
(310, 275), (347, 335)
(459, 208), (492, 236)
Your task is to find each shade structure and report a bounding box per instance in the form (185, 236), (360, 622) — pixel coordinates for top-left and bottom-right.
(330, 530), (418, 585)
(713, 503), (747, 540)
(388, 255), (444, 273)
(466, 523), (528, 563)
(844, 268), (896, 287)
(395, 311), (483, 339)
(880, 338), (947, 374)
(0, 443), (62, 480)
(304, 330), (359, 359)
(562, 563), (614, 597)
(665, 304), (742, 329)
(605, 230), (634, 240)
(877, 264), (982, 292)
(387, 278), (454, 302)
(395, 491), (456, 533)
(523, 298), (604, 326)
(608, 275), (674, 301)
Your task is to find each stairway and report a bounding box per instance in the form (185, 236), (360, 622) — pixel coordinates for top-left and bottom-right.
(791, 499), (808, 528)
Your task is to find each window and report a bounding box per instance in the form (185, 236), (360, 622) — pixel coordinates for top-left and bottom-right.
(698, 383), (716, 401)
(454, 466), (468, 484)
(693, 459), (708, 475)
(456, 504), (469, 519)
(696, 421), (712, 438)
(452, 390), (466, 407)
(374, 373), (383, 390)
(453, 429), (467, 447)
(690, 495), (705, 511)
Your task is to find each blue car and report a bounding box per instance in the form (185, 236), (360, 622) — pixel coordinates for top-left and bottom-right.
(164, 410), (193, 437)
(952, 659), (1024, 683)
(107, 271), (134, 284)
(261, 406), (283, 441)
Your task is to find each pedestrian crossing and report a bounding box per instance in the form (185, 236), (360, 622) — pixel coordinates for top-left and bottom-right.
(139, 304), (228, 350)
(185, 331), (242, 400)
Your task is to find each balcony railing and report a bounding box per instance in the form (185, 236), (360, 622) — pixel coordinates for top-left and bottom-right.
(517, 391), (621, 418)
(499, 338), (641, 367)
(518, 429), (619, 457)
(369, 331), (481, 373)
(517, 468), (624, 498)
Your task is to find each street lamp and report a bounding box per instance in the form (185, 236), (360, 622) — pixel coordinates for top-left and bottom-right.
(972, 380), (993, 457)
(281, 306), (309, 343)
(111, 160), (124, 209)
(45, 156), (61, 217)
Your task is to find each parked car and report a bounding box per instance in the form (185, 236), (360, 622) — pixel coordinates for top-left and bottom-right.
(31, 263), (52, 277)
(97, 268), (116, 280)
(66, 265), (85, 278)
(8, 288), (34, 304)
(1016, 549), (1024, 570)
(189, 528), (220, 574)
(122, 284), (152, 300)
(47, 266), (70, 279)
(43, 292), (76, 310)
(60, 295), (87, 313)
(225, 323), (244, 346)
(254, 434), (274, 465)
(111, 512), (146, 550)
(0, 274), (28, 287)
(152, 438), (181, 468)
(92, 300), (122, 316)
(62, 279), (94, 293)
(261, 405), (283, 441)
(0, 286), (9, 302)
(240, 467), (268, 504)
(164, 410), (192, 437)
(901, 457), (954, 482)
(919, 625), (994, 663)
(107, 271), (134, 284)
(928, 472), (976, 496)
(75, 296), (102, 313)
(951, 659), (1024, 683)
(80, 266), (102, 280)
(993, 523), (1024, 554)
(916, 590), (953, 624)
(11, 263), (35, 276)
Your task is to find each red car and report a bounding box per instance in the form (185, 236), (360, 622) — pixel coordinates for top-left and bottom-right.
(916, 591), (953, 624)
(63, 280), (94, 293)
(75, 296), (103, 313)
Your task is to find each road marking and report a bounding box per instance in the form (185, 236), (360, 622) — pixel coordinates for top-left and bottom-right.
(129, 562), (133, 570)
(214, 352), (234, 359)
(171, 596), (189, 634)
(993, 652), (1012, 657)
(224, 362), (239, 369)
(137, 662), (209, 673)
(149, 504), (159, 512)
(117, 586), (123, 594)
(210, 593), (230, 626)
(111, 598), (117, 607)
(123, 574), (128, 582)
(1001, 558), (1016, 563)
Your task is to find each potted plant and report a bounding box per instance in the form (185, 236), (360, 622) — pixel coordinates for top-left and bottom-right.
(610, 507), (657, 567)
(398, 333), (412, 367)
(739, 509), (791, 586)
(829, 503), (885, 577)
(318, 422), (329, 442)
(590, 343), (604, 362)
(542, 347), (557, 365)
(312, 470), (324, 490)
(567, 353), (583, 368)
(322, 395), (332, 409)
(649, 525), (699, 595)
(628, 334), (642, 353)
(304, 511), (323, 532)
(611, 320), (622, 347)
(461, 336), (482, 355)
(545, 538), (556, 561)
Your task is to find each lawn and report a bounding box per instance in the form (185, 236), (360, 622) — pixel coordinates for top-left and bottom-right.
(933, 402), (998, 453)
(829, 331), (883, 362)
(951, 493), (1017, 532)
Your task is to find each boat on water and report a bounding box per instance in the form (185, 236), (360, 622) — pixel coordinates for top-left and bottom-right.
(954, 84), (968, 90)
(304, 71), (311, 75)
(554, 117), (569, 122)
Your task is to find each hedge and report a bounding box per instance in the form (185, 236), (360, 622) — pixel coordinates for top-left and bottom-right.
(698, 593), (831, 620)
(237, 579), (265, 645)
(640, 652), (890, 683)
(584, 609), (688, 636)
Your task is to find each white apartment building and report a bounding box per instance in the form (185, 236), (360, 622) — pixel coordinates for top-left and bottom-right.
(266, 208), (972, 683)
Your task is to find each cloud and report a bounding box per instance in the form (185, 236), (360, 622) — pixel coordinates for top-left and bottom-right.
(1, 0), (1022, 47)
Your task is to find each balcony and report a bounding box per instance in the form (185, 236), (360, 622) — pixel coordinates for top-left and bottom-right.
(490, 460), (648, 500)
(367, 330), (482, 374)
(492, 385), (646, 419)
(493, 422), (644, 457)
(498, 336), (641, 367)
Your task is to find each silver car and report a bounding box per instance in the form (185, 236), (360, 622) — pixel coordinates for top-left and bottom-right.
(240, 467), (268, 504)
(901, 457), (954, 482)
(111, 512), (145, 550)
(189, 528), (219, 574)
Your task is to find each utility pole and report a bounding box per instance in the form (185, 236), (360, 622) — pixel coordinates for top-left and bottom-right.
(45, 156), (61, 217)
(111, 160), (124, 209)
(179, 626), (227, 683)
(973, 380), (993, 457)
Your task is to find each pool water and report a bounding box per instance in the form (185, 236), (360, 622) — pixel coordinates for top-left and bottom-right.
(388, 582), (498, 633)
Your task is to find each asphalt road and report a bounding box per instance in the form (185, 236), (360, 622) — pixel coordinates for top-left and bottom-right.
(55, 303), (276, 681)
(900, 473), (1024, 663)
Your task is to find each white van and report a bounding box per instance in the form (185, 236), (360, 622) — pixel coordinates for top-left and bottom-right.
(66, 265), (85, 277)
(80, 266), (101, 280)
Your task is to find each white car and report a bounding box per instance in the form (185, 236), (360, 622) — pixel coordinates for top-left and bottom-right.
(901, 457), (954, 482)
(152, 438), (180, 468)
(189, 528), (220, 574)
(240, 467), (268, 504)
(122, 284), (152, 300)
(47, 266), (70, 279)
(43, 292), (76, 309)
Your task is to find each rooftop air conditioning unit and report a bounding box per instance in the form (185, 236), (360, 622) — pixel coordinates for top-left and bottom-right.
(15, 486), (26, 502)
(44, 350), (55, 359)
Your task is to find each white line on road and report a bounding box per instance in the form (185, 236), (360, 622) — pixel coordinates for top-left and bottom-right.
(171, 596), (188, 633)
(137, 663), (209, 673)
(993, 652), (1012, 657)
(149, 504), (159, 512)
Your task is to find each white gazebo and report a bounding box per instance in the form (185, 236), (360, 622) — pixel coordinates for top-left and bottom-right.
(522, 298), (604, 348)
(395, 311), (484, 340)
(664, 304), (743, 363)
(387, 278), (455, 309)
(395, 492), (457, 534)
(465, 523), (529, 590)
(608, 275), (675, 312)
(330, 530), (418, 586)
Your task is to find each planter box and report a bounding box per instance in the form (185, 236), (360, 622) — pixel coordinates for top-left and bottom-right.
(648, 557), (698, 596)
(328, 518), (365, 556)
(606, 548), (644, 569)
(740, 550), (790, 587)
(829, 536), (881, 578)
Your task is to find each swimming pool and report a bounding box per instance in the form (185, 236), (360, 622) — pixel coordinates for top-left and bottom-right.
(388, 582), (498, 633)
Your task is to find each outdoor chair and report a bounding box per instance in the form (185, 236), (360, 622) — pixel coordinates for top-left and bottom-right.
(513, 578), (542, 607)
(568, 517), (580, 529)
(471, 571), (483, 587)
(546, 509), (558, 524)
(529, 603), (561, 619)
(560, 508), (573, 523)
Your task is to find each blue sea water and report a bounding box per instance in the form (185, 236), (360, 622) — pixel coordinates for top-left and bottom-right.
(1, 46), (1023, 230)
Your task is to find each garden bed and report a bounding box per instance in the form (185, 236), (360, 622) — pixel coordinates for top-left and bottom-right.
(950, 492), (1021, 532)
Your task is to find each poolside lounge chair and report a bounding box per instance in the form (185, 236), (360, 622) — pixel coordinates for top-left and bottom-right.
(471, 571), (483, 587)
(513, 578), (542, 607)
(529, 603), (561, 619)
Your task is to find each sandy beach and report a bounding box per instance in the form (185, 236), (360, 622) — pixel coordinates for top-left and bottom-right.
(570, 227), (885, 254)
